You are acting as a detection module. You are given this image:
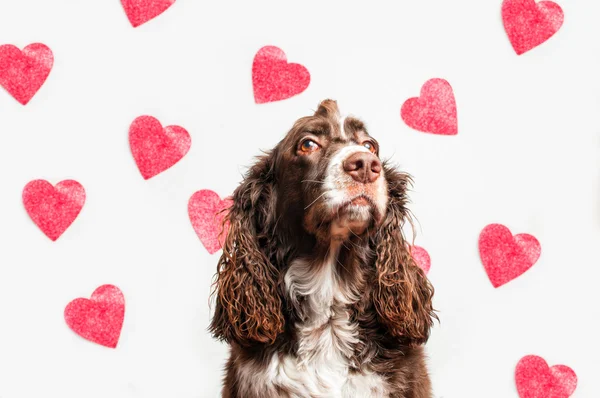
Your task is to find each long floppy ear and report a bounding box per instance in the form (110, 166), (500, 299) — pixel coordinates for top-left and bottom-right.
(372, 164), (436, 346)
(209, 152), (284, 346)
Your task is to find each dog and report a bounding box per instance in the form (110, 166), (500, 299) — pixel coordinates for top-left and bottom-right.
(210, 99), (436, 397)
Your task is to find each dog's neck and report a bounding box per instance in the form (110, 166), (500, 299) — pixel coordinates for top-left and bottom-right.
(284, 236), (369, 321)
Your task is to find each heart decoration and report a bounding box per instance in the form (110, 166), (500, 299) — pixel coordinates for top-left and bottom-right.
(502, 0), (564, 55)
(411, 245), (431, 274)
(401, 78), (458, 136)
(0, 43), (53, 105)
(64, 285), (125, 349)
(23, 180), (86, 241)
(121, 0), (176, 28)
(188, 190), (233, 254)
(252, 45), (311, 104)
(515, 355), (577, 398)
(479, 223), (541, 288)
(129, 115), (191, 180)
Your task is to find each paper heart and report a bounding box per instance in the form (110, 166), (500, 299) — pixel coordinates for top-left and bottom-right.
(502, 0), (564, 55)
(411, 246), (431, 274)
(129, 115), (191, 180)
(22, 180), (86, 241)
(0, 43), (53, 105)
(188, 190), (233, 254)
(121, 0), (176, 27)
(401, 78), (457, 136)
(516, 355), (577, 398)
(479, 224), (541, 288)
(64, 285), (125, 349)
(252, 46), (310, 104)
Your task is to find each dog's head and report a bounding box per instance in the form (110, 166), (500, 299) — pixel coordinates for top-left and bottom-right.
(210, 99), (435, 347)
(270, 99), (388, 243)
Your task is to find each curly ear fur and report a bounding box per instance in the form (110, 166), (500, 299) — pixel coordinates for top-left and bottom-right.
(372, 164), (436, 346)
(209, 153), (285, 346)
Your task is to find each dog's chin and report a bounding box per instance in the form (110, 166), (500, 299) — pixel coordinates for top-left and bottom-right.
(329, 197), (378, 242)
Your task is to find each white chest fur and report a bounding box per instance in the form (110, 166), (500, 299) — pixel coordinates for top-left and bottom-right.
(274, 253), (387, 397)
(235, 250), (388, 397)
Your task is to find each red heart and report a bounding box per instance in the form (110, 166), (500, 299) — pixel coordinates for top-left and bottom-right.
(252, 46), (311, 104)
(188, 190), (233, 254)
(0, 43), (53, 105)
(502, 0), (564, 55)
(411, 245), (431, 275)
(64, 285), (125, 349)
(479, 224), (541, 288)
(401, 78), (457, 136)
(121, 0), (176, 27)
(516, 355), (577, 398)
(129, 115), (191, 180)
(22, 180), (86, 241)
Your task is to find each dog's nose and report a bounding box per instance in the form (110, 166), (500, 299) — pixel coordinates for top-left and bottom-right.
(343, 152), (382, 183)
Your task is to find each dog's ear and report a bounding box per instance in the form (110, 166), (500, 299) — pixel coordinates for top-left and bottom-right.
(209, 152), (284, 346)
(371, 164), (436, 346)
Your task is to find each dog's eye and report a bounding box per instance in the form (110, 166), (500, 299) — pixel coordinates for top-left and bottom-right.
(300, 139), (320, 154)
(363, 141), (377, 154)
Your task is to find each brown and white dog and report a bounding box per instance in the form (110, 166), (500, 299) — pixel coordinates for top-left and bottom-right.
(210, 99), (437, 397)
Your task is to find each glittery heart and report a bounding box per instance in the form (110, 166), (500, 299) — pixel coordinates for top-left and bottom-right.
(22, 180), (86, 241)
(515, 355), (577, 398)
(411, 246), (431, 274)
(479, 224), (541, 288)
(0, 43), (53, 105)
(121, 0), (176, 27)
(129, 115), (191, 180)
(64, 285), (125, 349)
(502, 0), (564, 55)
(401, 78), (457, 136)
(252, 46), (311, 104)
(188, 190), (233, 255)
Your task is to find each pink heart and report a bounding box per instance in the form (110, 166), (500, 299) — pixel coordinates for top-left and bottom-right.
(22, 180), (86, 241)
(129, 115), (191, 180)
(0, 43), (53, 105)
(252, 46), (311, 104)
(121, 0), (176, 27)
(64, 285), (125, 349)
(401, 78), (457, 136)
(479, 224), (541, 288)
(516, 355), (577, 398)
(502, 0), (564, 55)
(188, 190), (232, 255)
(411, 245), (431, 274)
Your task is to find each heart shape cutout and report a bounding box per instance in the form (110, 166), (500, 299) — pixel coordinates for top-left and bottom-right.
(479, 223), (541, 288)
(121, 0), (176, 27)
(188, 190), (233, 254)
(0, 43), (53, 105)
(64, 285), (125, 349)
(515, 355), (577, 398)
(252, 45), (311, 104)
(23, 180), (86, 241)
(401, 78), (457, 135)
(129, 115), (191, 180)
(502, 0), (564, 55)
(411, 245), (431, 275)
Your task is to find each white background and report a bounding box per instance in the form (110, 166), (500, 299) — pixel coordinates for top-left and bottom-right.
(0, 1), (598, 397)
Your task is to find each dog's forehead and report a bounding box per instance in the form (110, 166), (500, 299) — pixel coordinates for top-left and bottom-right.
(336, 115), (368, 141)
(280, 100), (374, 149)
(314, 100), (369, 142)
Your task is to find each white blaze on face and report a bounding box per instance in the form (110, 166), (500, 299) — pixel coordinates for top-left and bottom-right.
(338, 115), (348, 140)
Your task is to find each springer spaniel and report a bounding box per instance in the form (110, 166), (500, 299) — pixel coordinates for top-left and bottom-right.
(210, 99), (437, 397)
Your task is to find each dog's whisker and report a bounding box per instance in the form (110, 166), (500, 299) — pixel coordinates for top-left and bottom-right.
(304, 191), (327, 210)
